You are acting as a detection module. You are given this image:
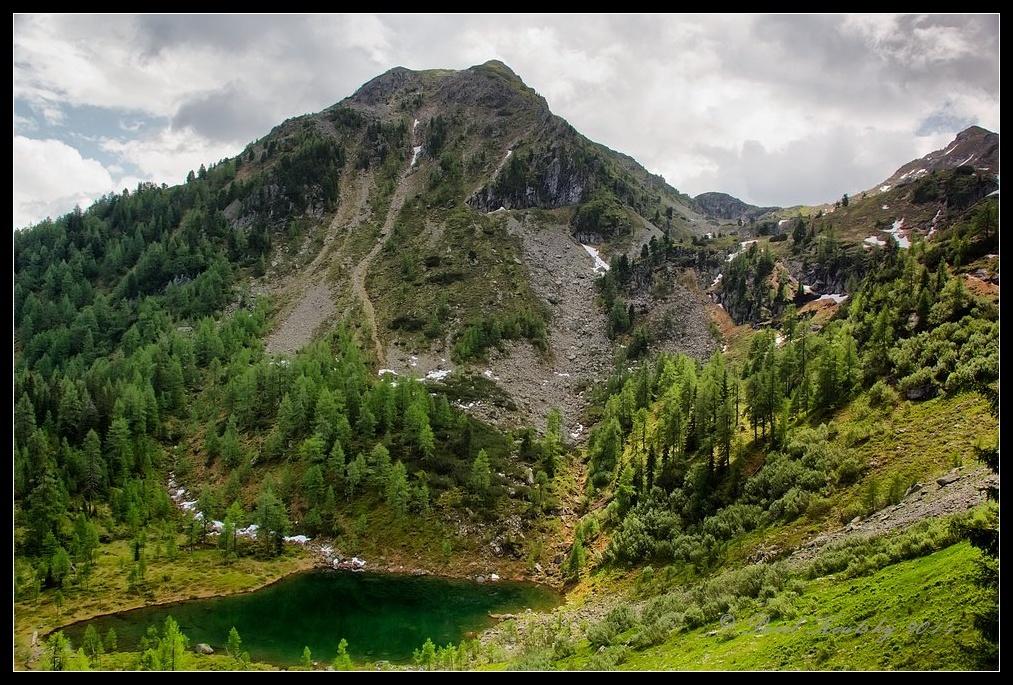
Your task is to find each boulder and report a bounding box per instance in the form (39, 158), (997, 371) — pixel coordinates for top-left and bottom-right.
(937, 471), (961, 487)
(195, 643), (214, 655)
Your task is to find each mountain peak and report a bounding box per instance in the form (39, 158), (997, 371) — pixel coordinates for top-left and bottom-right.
(955, 124), (993, 139)
(874, 125), (999, 191)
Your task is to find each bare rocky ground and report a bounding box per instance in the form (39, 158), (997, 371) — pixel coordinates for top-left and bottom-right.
(480, 215), (614, 438)
(373, 213), (613, 439)
(787, 464), (995, 565)
(379, 213), (720, 438)
(263, 167), (372, 355)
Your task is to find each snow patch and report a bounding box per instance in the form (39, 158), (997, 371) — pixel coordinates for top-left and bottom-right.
(284, 535), (311, 545)
(726, 240), (757, 262)
(880, 185), (891, 193)
(413, 118), (419, 132)
(881, 218), (910, 248)
(775, 333), (786, 348)
(581, 244), (610, 273)
(864, 236), (887, 248)
(377, 368), (399, 377)
(237, 524), (259, 539)
(778, 219), (789, 227)
(816, 293), (848, 304)
(423, 368), (452, 382)
(881, 204), (889, 210)
(711, 273), (723, 288)
(410, 145), (423, 166)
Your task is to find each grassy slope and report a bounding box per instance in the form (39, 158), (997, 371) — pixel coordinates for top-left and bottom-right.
(616, 542), (980, 670)
(726, 390), (993, 564)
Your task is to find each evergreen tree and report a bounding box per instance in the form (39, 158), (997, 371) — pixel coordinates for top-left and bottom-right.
(333, 638), (353, 670)
(253, 487), (289, 557)
(469, 449), (492, 498)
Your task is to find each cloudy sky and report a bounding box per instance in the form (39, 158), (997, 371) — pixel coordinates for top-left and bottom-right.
(13, 13), (999, 228)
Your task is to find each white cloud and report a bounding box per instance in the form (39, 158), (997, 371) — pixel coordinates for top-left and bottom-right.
(100, 127), (241, 187)
(13, 136), (116, 228)
(12, 13), (999, 212)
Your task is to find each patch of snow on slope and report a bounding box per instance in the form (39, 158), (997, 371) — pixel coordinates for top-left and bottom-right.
(726, 240), (757, 262)
(816, 293), (849, 304)
(424, 368), (452, 382)
(864, 236), (887, 248)
(582, 244), (610, 273)
(880, 185), (891, 192)
(411, 145), (423, 166)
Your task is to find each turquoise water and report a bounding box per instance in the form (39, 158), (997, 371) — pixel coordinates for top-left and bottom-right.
(62, 570), (559, 666)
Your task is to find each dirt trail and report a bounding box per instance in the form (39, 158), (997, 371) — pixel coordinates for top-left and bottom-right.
(265, 165), (371, 355)
(348, 122), (423, 364)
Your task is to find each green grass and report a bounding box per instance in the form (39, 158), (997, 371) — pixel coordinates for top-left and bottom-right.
(721, 389), (993, 565)
(570, 542), (982, 670)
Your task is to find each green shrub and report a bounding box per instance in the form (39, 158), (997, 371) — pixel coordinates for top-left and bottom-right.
(867, 379), (900, 408)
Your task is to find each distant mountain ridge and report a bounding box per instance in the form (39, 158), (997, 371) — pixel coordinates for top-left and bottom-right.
(873, 125), (999, 193)
(692, 191), (780, 221)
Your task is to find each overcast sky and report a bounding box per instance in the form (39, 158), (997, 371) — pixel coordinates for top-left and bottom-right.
(13, 13), (999, 228)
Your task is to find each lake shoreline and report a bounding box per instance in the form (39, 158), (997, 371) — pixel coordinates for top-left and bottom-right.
(54, 565), (563, 668)
(42, 543), (563, 643)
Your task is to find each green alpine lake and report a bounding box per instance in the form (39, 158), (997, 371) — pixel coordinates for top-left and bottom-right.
(61, 569), (561, 666)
